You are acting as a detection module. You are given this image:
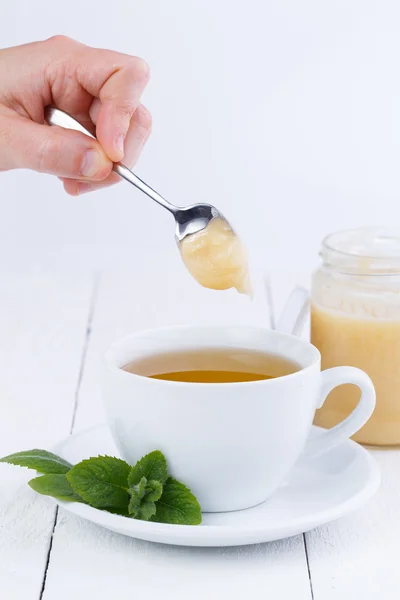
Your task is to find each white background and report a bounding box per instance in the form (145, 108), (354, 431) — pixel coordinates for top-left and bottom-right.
(1, 0), (400, 279)
(1, 5), (400, 597)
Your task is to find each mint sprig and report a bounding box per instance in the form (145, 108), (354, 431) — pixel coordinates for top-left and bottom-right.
(1, 448), (202, 525)
(128, 476), (162, 520)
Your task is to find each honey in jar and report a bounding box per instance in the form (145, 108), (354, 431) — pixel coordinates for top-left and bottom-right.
(311, 228), (400, 445)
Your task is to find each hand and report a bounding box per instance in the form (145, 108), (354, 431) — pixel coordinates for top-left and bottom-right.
(0, 36), (152, 195)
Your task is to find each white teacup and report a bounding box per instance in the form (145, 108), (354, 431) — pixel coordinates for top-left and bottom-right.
(103, 324), (376, 513)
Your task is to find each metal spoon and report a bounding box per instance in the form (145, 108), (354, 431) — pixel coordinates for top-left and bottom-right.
(44, 106), (228, 242)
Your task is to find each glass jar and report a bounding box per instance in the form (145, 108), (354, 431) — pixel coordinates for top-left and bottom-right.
(311, 228), (400, 446)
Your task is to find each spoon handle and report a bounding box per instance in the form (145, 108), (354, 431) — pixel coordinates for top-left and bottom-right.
(44, 106), (177, 214)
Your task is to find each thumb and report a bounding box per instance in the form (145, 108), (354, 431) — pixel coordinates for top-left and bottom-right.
(1, 115), (113, 180)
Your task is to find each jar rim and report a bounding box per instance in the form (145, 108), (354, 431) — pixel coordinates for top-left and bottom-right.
(321, 227), (400, 274)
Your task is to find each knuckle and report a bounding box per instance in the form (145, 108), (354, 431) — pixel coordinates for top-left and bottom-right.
(126, 56), (150, 82)
(137, 105), (152, 131)
(44, 34), (74, 48)
(112, 98), (137, 120)
(37, 130), (82, 175)
(37, 134), (61, 173)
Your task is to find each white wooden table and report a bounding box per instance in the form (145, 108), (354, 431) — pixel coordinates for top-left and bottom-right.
(1, 266), (399, 600)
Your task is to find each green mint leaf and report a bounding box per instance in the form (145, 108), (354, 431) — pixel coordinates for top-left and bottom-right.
(66, 456), (130, 509)
(132, 501), (157, 521)
(128, 476), (163, 521)
(28, 474), (85, 502)
(151, 477), (202, 525)
(145, 479), (163, 503)
(128, 494), (157, 520)
(0, 449), (72, 474)
(130, 475), (148, 501)
(128, 450), (168, 487)
(128, 477), (163, 504)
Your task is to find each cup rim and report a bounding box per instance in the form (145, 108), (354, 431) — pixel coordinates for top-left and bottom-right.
(104, 325), (321, 388)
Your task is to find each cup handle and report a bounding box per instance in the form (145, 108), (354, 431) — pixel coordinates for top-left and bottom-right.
(275, 286), (309, 337)
(303, 366), (376, 459)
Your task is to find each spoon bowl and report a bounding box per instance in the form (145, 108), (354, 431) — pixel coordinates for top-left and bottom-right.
(174, 203), (225, 242)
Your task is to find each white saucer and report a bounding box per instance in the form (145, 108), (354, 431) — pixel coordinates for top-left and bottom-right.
(52, 425), (380, 547)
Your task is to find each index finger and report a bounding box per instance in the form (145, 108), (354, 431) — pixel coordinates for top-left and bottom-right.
(76, 46), (150, 162)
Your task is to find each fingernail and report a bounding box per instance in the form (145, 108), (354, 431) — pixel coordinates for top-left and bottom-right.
(80, 149), (101, 177)
(115, 134), (125, 157)
(77, 182), (92, 194)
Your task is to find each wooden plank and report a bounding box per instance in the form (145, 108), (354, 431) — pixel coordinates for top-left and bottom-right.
(45, 518), (311, 600)
(0, 274), (94, 600)
(306, 450), (400, 599)
(42, 271), (313, 600)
